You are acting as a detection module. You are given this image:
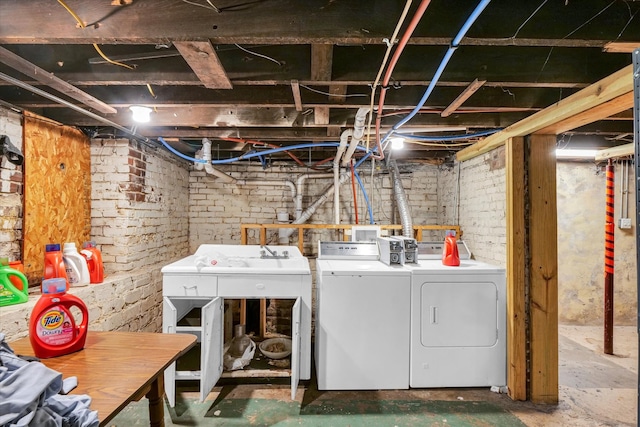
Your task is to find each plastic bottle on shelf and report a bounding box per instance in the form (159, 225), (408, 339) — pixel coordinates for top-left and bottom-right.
(44, 244), (68, 283)
(81, 241), (104, 284)
(29, 277), (88, 358)
(8, 260), (25, 291)
(0, 262), (28, 307)
(62, 242), (90, 287)
(442, 230), (460, 267)
(229, 324), (252, 357)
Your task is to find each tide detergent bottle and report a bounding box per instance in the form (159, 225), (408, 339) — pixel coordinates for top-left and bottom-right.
(81, 241), (104, 284)
(30, 278), (88, 358)
(62, 242), (90, 287)
(442, 230), (460, 267)
(0, 261), (28, 307)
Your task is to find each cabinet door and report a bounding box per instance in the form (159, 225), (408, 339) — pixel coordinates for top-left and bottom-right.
(291, 297), (301, 400)
(200, 297), (223, 402)
(163, 297), (178, 408)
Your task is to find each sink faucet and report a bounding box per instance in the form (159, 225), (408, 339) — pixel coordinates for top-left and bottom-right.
(260, 245), (289, 259)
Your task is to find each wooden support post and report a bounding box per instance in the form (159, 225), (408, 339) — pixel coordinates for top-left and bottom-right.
(505, 137), (527, 400)
(528, 134), (559, 404)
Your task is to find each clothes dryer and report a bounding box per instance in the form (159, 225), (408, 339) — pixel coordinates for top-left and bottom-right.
(404, 260), (506, 388)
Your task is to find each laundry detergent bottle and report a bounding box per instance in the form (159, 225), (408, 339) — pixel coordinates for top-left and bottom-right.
(81, 241), (104, 284)
(63, 242), (90, 287)
(44, 244), (68, 283)
(0, 262), (28, 307)
(442, 230), (460, 267)
(30, 278), (88, 359)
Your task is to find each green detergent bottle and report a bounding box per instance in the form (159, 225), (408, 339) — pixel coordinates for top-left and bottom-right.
(0, 259), (29, 307)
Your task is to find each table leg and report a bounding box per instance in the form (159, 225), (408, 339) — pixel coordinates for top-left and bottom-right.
(147, 375), (165, 427)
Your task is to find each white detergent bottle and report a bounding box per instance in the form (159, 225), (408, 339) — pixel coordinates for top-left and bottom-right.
(63, 242), (90, 287)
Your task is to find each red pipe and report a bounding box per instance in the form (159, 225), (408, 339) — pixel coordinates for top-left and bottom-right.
(373, 0), (433, 160)
(604, 159), (615, 355)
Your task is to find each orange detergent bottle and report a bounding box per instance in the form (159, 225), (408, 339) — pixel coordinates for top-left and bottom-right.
(29, 278), (88, 358)
(81, 241), (104, 284)
(442, 230), (460, 267)
(44, 244), (68, 283)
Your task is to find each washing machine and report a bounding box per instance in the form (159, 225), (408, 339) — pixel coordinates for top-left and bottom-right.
(315, 241), (411, 390)
(405, 259), (506, 388)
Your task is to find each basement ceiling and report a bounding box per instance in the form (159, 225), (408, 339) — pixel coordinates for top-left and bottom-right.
(0, 0), (638, 164)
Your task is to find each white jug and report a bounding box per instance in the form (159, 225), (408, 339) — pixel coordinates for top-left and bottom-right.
(63, 242), (90, 286)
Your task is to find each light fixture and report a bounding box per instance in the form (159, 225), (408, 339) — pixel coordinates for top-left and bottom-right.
(129, 105), (152, 123)
(555, 148), (597, 159)
(390, 137), (405, 150)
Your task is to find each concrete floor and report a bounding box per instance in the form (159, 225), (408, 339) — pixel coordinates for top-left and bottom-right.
(110, 325), (637, 426)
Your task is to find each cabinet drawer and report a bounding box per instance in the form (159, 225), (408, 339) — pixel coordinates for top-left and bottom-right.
(218, 276), (303, 298)
(163, 275), (218, 297)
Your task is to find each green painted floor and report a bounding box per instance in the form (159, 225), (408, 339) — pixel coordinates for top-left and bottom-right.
(109, 391), (525, 426)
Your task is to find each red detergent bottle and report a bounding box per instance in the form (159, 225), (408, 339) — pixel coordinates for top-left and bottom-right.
(44, 243), (68, 283)
(81, 241), (104, 284)
(30, 278), (88, 358)
(442, 230), (460, 267)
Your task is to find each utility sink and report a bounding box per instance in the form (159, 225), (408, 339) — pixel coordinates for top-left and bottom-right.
(161, 244), (309, 275)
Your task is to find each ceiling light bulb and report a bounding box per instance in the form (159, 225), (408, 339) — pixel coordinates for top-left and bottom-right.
(129, 105), (152, 123)
(391, 137), (405, 150)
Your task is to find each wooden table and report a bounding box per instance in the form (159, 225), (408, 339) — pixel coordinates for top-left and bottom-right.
(10, 331), (196, 427)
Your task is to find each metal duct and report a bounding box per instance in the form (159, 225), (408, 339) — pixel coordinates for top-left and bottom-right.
(389, 160), (413, 237)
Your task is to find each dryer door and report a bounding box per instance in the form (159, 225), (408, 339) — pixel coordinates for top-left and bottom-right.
(420, 281), (498, 347)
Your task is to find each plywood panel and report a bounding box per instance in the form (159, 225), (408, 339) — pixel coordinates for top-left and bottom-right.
(23, 112), (91, 284)
(505, 137), (527, 400)
(528, 134), (559, 404)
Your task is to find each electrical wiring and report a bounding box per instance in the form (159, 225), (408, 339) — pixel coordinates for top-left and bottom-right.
(219, 137), (307, 167)
(234, 44), (283, 66)
(57, 0), (135, 70)
(364, 0), (414, 152)
(181, 0), (220, 12)
(298, 84), (368, 98)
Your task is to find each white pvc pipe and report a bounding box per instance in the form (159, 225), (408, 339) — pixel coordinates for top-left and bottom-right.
(295, 173), (334, 220)
(334, 130), (353, 224)
(342, 107), (370, 167)
(201, 138), (236, 183)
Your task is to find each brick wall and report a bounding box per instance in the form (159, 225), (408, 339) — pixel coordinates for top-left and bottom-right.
(0, 108), (23, 262)
(438, 148), (507, 266)
(1, 134), (191, 341)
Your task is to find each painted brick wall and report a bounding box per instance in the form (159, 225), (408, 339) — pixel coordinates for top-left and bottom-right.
(1, 134), (191, 341)
(0, 108), (23, 261)
(438, 148), (507, 266)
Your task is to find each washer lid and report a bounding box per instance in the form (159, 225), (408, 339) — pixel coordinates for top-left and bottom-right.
(317, 259), (411, 276)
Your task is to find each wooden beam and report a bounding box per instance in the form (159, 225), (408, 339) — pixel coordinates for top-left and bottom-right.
(0, 46), (116, 115)
(603, 42), (640, 53)
(441, 79), (486, 117)
(505, 136), (527, 401)
(456, 64), (634, 162)
(535, 92), (634, 135)
(290, 80), (303, 112)
(314, 107), (330, 125)
(528, 134), (559, 404)
(328, 85), (348, 103)
(311, 44), (333, 81)
(595, 142), (634, 161)
(174, 41), (232, 89)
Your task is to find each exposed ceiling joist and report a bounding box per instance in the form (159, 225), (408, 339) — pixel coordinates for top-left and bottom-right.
(173, 41), (232, 89)
(441, 79), (486, 118)
(595, 143), (634, 160)
(290, 80), (303, 111)
(0, 46), (116, 114)
(456, 64), (634, 162)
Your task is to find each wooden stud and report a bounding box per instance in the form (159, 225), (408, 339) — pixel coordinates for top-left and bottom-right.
(596, 142), (634, 161)
(311, 44), (333, 81)
(441, 78), (486, 117)
(291, 80), (303, 111)
(603, 41), (640, 53)
(528, 134), (559, 404)
(505, 137), (527, 401)
(174, 41), (232, 89)
(314, 107), (330, 125)
(328, 85), (348, 103)
(456, 64), (634, 161)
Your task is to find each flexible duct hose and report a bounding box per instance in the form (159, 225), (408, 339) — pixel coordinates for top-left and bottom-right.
(389, 160), (413, 237)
